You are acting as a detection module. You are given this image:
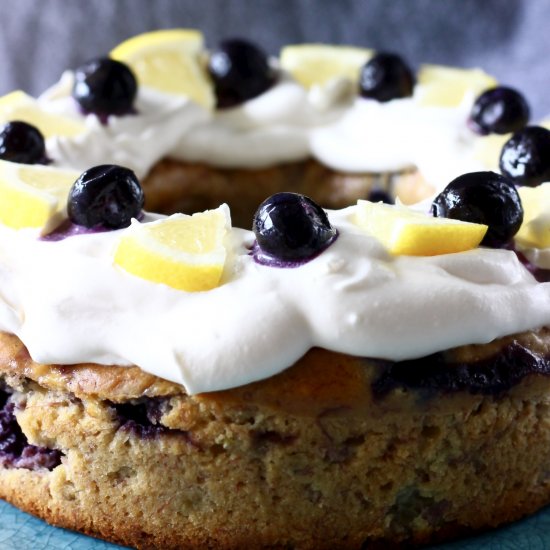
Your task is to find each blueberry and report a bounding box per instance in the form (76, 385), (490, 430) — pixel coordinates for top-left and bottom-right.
(208, 38), (276, 108)
(0, 121), (47, 164)
(252, 192), (337, 265)
(68, 165), (144, 229)
(367, 188), (393, 204)
(431, 171), (523, 248)
(72, 57), (137, 118)
(468, 86), (530, 135)
(499, 126), (550, 187)
(359, 53), (414, 102)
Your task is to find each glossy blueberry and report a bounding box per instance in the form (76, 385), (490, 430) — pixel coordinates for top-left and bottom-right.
(208, 38), (276, 108)
(469, 86), (530, 135)
(72, 57), (137, 117)
(0, 121), (47, 164)
(359, 53), (414, 102)
(252, 192), (337, 265)
(68, 164), (144, 229)
(431, 171), (523, 248)
(499, 125), (550, 187)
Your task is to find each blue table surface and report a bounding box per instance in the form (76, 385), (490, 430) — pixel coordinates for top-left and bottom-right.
(1, 498), (550, 550)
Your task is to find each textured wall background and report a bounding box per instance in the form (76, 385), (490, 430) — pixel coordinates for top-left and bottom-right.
(0, 0), (548, 117)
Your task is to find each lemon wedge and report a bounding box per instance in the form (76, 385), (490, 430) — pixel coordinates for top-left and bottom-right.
(516, 184), (550, 248)
(0, 159), (79, 231)
(0, 90), (86, 138)
(473, 132), (511, 170)
(416, 65), (497, 107)
(114, 205), (231, 292)
(110, 29), (214, 109)
(280, 44), (373, 88)
(355, 200), (487, 256)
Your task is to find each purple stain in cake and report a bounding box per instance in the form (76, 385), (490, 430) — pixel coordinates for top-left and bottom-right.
(372, 342), (550, 398)
(0, 391), (62, 471)
(113, 398), (182, 439)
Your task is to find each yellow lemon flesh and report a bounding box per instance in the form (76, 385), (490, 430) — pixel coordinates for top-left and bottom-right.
(114, 205), (231, 292)
(416, 65), (497, 107)
(0, 91), (86, 138)
(0, 159), (79, 232)
(110, 29), (214, 109)
(473, 133), (511, 170)
(280, 44), (373, 88)
(355, 200), (488, 256)
(516, 184), (550, 248)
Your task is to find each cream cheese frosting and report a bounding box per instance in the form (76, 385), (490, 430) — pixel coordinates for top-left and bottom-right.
(309, 90), (488, 192)
(38, 70), (491, 190)
(0, 205), (548, 395)
(39, 71), (209, 179)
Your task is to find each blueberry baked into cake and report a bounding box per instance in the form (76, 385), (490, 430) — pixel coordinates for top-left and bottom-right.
(2, 29), (550, 550)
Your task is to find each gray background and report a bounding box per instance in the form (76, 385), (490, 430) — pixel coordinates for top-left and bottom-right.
(0, 0), (549, 117)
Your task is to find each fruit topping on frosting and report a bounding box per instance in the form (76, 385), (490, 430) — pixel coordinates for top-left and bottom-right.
(367, 188), (393, 204)
(67, 164), (144, 229)
(359, 52), (414, 102)
(110, 29), (214, 109)
(355, 200), (487, 256)
(515, 183), (550, 248)
(279, 44), (373, 88)
(208, 38), (277, 108)
(72, 57), (137, 119)
(0, 160), (79, 232)
(499, 126), (550, 187)
(0, 91), (86, 138)
(416, 64), (497, 107)
(0, 121), (47, 164)
(468, 86), (530, 135)
(114, 205), (230, 292)
(252, 192), (337, 266)
(432, 171), (523, 248)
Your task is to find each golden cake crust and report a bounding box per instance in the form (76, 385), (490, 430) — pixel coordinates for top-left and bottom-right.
(2, 329), (550, 548)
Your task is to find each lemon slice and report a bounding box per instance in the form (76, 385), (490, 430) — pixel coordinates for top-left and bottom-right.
(355, 200), (487, 256)
(110, 29), (214, 109)
(114, 205), (231, 292)
(0, 91), (86, 139)
(0, 159), (79, 231)
(416, 65), (497, 107)
(280, 44), (373, 88)
(473, 132), (511, 170)
(516, 184), (550, 248)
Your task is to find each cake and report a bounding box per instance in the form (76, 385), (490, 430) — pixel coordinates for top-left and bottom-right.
(1, 28), (550, 550)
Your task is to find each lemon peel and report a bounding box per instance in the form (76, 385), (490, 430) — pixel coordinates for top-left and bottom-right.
(355, 200), (487, 256)
(114, 205), (231, 292)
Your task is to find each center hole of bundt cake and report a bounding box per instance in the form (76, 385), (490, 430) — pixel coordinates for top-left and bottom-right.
(0, 386), (63, 471)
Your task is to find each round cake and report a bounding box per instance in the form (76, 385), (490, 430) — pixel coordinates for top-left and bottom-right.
(1, 28), (550, 550)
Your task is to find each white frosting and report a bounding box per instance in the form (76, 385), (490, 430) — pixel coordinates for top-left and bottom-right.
(0, 206), (548, 395)
(171, 73), (347, 168)
(39, 72), (209, 179)
(38, 71), (489, 191)
(310, 90), (487, 192)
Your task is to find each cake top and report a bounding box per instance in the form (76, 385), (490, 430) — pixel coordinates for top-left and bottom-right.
(0, 29), (549, 394)
(0, 156), (548, 393)
(0, 28), (539, 200)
